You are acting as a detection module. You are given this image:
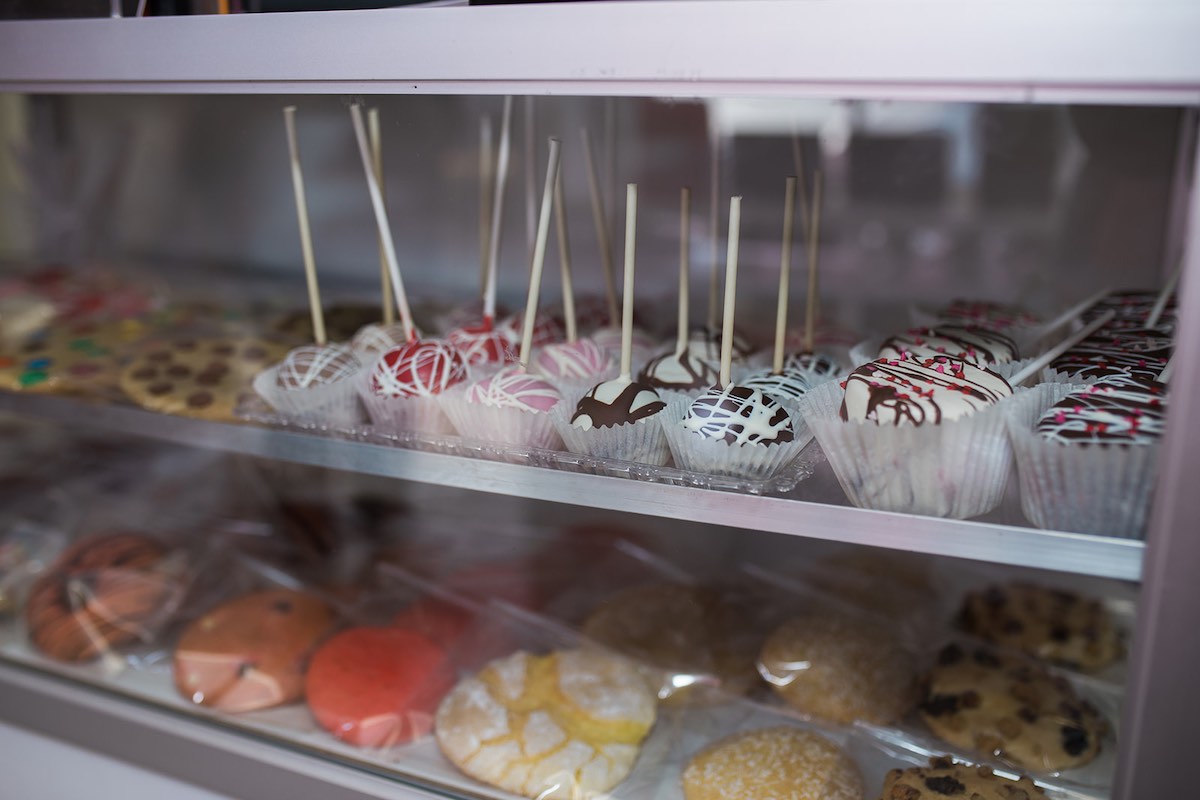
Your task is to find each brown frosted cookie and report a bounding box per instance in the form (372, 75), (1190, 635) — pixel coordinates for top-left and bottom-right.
(759, 613), (917, 725)
(581, 583), (760, 704)
(879, 755), (1046, 799)
(435, 649), (656, 799)
(919, 643), (1107, 772)
(958, 583), (1122, 673)
(120, 336), (286, 422)
(681, 726), (863, 800)
(174, 589), (335, 712)
(25, 533), (173, 662)
(0, 319), (146, 397)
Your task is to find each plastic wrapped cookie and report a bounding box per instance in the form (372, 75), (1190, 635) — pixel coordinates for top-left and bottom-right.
(879, 755), (1046, 799)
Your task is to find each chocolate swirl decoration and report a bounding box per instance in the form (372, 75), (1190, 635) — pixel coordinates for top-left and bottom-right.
(682, 384), (795, 446)
(571, 378), (665, 430)
(741, 368), (812, 402)
(637, 348), (718, 391)
(878, 325), (1018, 367)
(840, 355), (1013, 427)
(1037, 379), (1167, 445)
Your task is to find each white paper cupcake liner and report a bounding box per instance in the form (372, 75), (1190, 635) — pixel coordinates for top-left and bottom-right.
(437, 381), (563, 450)
(549, 390), (671, 466)
(253, 364), (363, 427)
(660, 393), (813, 480)
(801, 380), (1014, 518)
(1006, 383), (1159, 538)
(355, 369), (456, 436)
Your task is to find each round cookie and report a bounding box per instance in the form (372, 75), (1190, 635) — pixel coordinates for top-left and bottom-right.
(759, 613), (917, 725)
(681, 726), (863, 800)
(0, 319), (146, 396)
(919, 643), (1107, 772)
(119, 336), (287, 422)
(174, 589), (335, 713)
(880, 755), (1046, 799)
(581, 583), (760, 704)
(958, 583), (1123, 672)
(306, 626), (453, 747)
(25, 533), (173, 662)
(435, 649), (657, 799)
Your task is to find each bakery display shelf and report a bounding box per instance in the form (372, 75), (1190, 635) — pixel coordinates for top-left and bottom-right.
(0, 389), (1145, 582)
(1, 1), (1199, 104)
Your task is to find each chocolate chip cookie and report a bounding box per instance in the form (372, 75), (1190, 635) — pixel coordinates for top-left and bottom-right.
(880, 755), (1046, 799)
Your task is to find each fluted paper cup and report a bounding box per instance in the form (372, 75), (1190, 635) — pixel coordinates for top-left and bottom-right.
(801, 380), (1014, 518)
(254, 364), (363, 427)
(661, 393), (812, 480)
(1006, 383), (1159, 538)
(355, 369), (456, 436)
(437, 381), (562, 450)
(549, 390), (670, 466)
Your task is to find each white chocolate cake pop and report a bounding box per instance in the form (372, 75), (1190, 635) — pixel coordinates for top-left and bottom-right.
(688, 326), (754, 364)
(740, 368), (813, 403)
(841, 354), (1012, 426)
(351, 322), (411, 359)
(466, 363), (561, 413)
(274, 344), (361, 390)
(638, 348), (718, 392)
(368, 340), (466, 398)
(571, 378), (664, 430)
(683, 384), (796, 446)
(533, 338), (611, 380)
(878, 325), (1018, 367)
(783, 351), (840, 378)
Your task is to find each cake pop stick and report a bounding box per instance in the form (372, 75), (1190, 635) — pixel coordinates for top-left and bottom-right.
(708, 133), (721, 332)
(619, 183), (639, 381)
(282, 106), (326, 346)
(553, 165), (577, 343)
(604, 98), (617, 247)
(581, 127), (619, 326)
(518, 138), (562, 368)
(368, 108), (394, 326)
(479, 114), (494, 295)
(676, 187), (692, 355)
(1146, 262), (1181, 328)
(484, 97), (514, 326)
(349, 104), (414, 342)
(1036, 287), (1112, 339)
(803, 170), (823, 355)
(1007, 310), (1117, 387)
(1159, 357), (1174, 383)
(719, 196), (743, 389)
(772, 177), (798, 374)
(524, 97), (537, 262)
(791, 134), (811, 242)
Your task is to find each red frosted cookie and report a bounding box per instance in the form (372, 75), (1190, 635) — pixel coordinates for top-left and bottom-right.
(305, 627), (453, 748)
(174, 589), (335, 713)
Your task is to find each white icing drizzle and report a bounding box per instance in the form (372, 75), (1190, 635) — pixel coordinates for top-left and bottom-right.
(741, 368), (813, 402)
(682, 384), (796, 446)
(533, 339), (611, 380)
(878, 325), (1018, 367)
(841, 355), (1012, 426)
(351, 323), (410, 357)
(447, 324), (516, 366)
(369, 340), (467, 398)
(638, 348), (718, 391)
(783, 351), (841, 378)
(1037, 380), (1167, 445)
(275, 344), (361, 390)
(465, 365), (561, 412)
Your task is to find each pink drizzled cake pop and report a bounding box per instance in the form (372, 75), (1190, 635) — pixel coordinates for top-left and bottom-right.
(466, 365), (560, 413)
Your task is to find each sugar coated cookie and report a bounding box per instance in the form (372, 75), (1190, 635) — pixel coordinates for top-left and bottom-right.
(959, 583), (1122, 672)
(919, 643), (1107, 772)
(306, 627), (452, 747)
(174, 589), (335, 713)
(435, 649), (656, 799)
(25, 533), (172, 662)
(759, 613), (917, 725)
(681, 726), (863, 800)
(880, 755), (1046, 799)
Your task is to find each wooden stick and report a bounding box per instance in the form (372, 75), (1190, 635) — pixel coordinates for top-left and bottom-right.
(803, 170), (823, 354)
(604, 98), (617, 254)
(720, 196), (743, 388)
(791, 133), (811, 242)
(773, 176), (797, 374)
(479, 114), (493, 296)
(1036, 287), (1111, 339)
(580, 127), (619, 325)
(1159, 357), (1174, 383)
(348, 104), (415, 342)
(368, 107), (393, 326)
(484, 97), (514, 325)
(1007, 310), (1116, 387)
(1146, 262), (1182, 328)
(553, 163), (577, 344)
(677, 187), (691, 355)
(619, 183), (638, 381)
(282, 106), (326, 346)
(518, 138), (562, 368)
(708, 133), (721, 332)
(524, 96), (537, 263)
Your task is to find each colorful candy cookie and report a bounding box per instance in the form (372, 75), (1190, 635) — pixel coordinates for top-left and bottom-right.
(25, 533), (174, 662)
(305, 626), (453, 747)
(435, 649), (657, 799)
(0, 319), (146, 396)
(174, 589), (335, 713)
(681, 727), (863, 800)
(119, 336), (287, 422)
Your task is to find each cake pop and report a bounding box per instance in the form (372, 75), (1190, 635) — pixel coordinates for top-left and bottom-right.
(369, 340), (467, 399)
(878, 325), (1019, 367)
(841, 354), (1013, 426)
(466, 365), (560, 413)
(683, 384), (796, 446)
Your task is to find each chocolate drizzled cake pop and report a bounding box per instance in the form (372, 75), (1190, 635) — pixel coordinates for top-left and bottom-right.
(638, 349), (718, 392)
(571, 379), (664, 430)
(740, 368), (813, 403)
(878, 324), (1018, 367)
(683, 384), (796, 446)
(783, 351), (840, 378)
(1037, 379), (1167, 445)
(841, 354), (1013, 426)
(937, 299), (1038, 331)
